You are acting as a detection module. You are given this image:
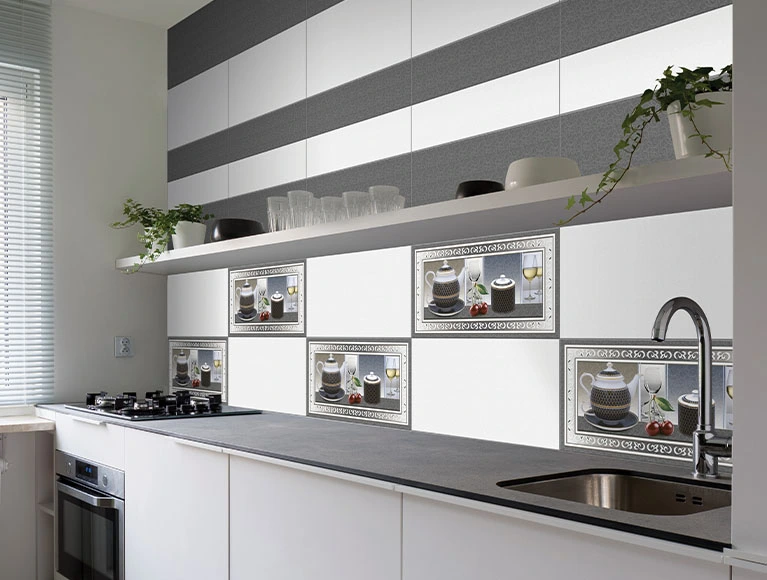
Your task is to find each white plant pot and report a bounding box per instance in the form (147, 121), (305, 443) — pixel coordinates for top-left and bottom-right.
(667, 91), (732, 160)
(171, 221), (207, 249)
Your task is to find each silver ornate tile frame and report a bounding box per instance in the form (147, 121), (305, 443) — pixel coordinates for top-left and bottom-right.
(413, 232), (557, 336)
(307, 340), (410, 429)
(229, 262), (305, 335)
(563, 342), (733, 465)
(168, 338), (228, 402)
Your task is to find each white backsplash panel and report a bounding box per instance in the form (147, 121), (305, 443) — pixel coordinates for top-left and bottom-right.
(307, 339), (410, 428)
(412, 338), (560, 448)
(228, 337), (307, 415)
(562, 340), (733, 464)
(307, 247), (412, 338)
(413, 231), (557, 336)
(229, 262), (305, 335)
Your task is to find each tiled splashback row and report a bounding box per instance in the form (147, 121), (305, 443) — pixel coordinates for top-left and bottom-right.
(168, 207), (733, 453)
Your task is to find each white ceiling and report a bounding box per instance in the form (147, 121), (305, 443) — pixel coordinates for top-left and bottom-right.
(53, 0), (212, 28)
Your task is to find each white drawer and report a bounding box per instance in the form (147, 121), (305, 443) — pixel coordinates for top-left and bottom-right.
(54, 413), (125, 469)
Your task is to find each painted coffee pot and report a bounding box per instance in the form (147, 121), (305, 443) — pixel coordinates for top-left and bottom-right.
(425, 260), (460, 309)
(579, 362), (640, 422)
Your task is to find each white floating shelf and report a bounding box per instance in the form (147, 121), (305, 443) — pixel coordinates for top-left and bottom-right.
(116, 156), (731, 276)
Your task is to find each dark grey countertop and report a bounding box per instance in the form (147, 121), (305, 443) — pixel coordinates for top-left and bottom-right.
(41, 404), (731, 551)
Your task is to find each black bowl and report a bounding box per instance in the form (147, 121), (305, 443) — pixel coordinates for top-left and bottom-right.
(455, 180), (505, 199)
(211, 218), (265, 242)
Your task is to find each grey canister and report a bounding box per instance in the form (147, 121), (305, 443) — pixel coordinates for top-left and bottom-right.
(363, 372), (381, 404)
(200, 363), (211, 387)
(271, 291), (284, 318)
(678, 391), (715, 435)
(490, 274), (516, 313)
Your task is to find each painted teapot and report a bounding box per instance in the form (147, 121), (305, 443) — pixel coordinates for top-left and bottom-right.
(425, 260), (460, 309)
(579, 362), (640, 422)
(316, 354), (343, 394)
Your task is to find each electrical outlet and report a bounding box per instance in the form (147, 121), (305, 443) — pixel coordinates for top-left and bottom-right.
(114, 336), (134, 358)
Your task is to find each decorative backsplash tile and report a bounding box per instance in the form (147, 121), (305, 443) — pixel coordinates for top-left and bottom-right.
(229, 262), (305, 335)
(307, 340), (410, 429)
(562, 341), (733, 464)
(169, 338), (228, 401)
(413, 232), (557, 336)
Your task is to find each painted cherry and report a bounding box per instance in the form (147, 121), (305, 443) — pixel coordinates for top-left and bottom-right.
(660, 420), (674, 436)
(645, 421), (661, 436)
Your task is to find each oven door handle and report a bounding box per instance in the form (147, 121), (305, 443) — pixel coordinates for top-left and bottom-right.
(57, 480), (121, 509)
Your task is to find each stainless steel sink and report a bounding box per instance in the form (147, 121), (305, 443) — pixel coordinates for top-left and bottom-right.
(497, 470), (731, 516)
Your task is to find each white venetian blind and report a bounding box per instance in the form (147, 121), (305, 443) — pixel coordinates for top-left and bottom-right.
(0, 0), (53, 405)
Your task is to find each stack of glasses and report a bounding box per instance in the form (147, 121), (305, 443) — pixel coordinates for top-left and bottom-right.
(266, 186), (406, 232)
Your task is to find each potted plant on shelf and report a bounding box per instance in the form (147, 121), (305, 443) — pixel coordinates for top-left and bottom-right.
(111, 199), (213, 271)
(559, 64), (732, 226)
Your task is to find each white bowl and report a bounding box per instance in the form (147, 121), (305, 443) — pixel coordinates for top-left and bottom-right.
(505, 157), (581, 190)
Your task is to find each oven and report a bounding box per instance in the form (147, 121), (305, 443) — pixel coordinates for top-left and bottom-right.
(55, 451), (125, 580)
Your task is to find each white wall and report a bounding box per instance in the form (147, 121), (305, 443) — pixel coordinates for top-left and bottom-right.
(53, 4), (168, 403)
(732, 0), (767, 561)
(177, 208), (733, 448)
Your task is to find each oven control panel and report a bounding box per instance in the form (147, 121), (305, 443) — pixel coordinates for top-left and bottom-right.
(55, 450), (125, 499)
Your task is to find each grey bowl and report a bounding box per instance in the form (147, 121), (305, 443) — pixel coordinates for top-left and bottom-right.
(211, 218), (265, 242)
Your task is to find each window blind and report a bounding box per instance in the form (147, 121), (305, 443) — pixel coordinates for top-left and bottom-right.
(0, 0), (52, 405)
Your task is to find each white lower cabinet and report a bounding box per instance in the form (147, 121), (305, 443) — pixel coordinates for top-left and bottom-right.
(124, 431), (228, 580)
(401, 495), (730, 580)
(229, 455), (402, 580)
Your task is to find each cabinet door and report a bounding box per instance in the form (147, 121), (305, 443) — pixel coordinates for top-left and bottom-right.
(402, 495), (730, 580)
(229, 455), (401, 580)
(55, 414), (125, 469)
(125, 431), (228, 580)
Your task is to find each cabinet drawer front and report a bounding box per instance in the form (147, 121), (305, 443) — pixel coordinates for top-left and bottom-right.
(54, 414), (125, 469)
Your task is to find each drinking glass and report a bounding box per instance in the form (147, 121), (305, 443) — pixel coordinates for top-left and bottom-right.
(321, 196), (344, 223)
(311, 198), (323, 226)
(287, 190), (314, 228)
(392, 195), (406, 210)
(342, 191), (373, 218)
(369, 185), (400, 214)
(385, 356), (400, 397)
(267, 196), (290, 232)
(522, 254), (539, 301)
(286, 275), (298, 312)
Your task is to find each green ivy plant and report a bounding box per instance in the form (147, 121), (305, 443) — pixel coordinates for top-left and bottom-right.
(559, 64), (733, 226)
(111, 199), (213, 271)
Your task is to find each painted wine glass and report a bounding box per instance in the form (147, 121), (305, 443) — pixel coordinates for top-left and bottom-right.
(213, 352), (222, 383)
(286, 275), (298, 312)
(465, 258), (482, 306)
(522, 253), (539, 302)
(345, 355), (358, 395)
(725, 366), (734, 427)
(385, 356), (400, 397)
(642, 366), (665, 422)
(535, 256), (544, 297)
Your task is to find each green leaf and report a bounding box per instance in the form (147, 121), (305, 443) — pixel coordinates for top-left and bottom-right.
(352, 376), (361, 387)
(476, 283), (489, 295)
(262, 297), (270, 306)
(655, 397), (675, 412)
(566, 196), (577, 210)
(579, 192), (594, 207)
(613, 140), (629, 155)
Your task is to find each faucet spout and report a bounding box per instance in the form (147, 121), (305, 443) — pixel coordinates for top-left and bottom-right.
(650, 297), (729, 478)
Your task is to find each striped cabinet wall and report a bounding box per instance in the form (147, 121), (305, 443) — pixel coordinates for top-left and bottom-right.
(166, 0), (732, 219)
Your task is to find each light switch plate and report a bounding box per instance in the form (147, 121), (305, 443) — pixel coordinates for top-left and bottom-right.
(114, 336), (134, 358)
